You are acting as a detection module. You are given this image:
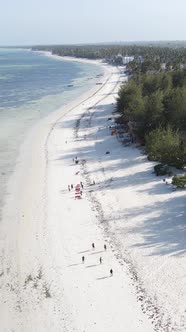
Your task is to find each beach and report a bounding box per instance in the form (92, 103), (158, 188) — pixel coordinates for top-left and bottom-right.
(0, 55), (185, 332)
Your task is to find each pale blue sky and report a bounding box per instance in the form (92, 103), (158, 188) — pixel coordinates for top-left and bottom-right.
(0, 0), (185, 45)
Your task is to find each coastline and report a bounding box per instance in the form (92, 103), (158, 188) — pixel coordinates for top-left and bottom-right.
(0, 49), (104, 231)
(0, 56), (115, 330)
(0, 52), (109, 235)
(36, 49), (105, 66)
(0, 52), (185, 331)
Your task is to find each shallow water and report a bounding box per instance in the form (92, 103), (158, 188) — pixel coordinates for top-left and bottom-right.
(0, 48), (102, 220)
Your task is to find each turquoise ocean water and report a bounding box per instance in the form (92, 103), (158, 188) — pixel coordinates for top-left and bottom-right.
(0, 48), (102, 219)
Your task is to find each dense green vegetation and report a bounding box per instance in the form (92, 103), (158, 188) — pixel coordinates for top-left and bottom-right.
(112, 43), (186, 169)
(117, 68), (186, 168)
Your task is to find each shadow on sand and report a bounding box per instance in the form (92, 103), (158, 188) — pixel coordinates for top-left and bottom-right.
(90, 250), (104, 255)
(86, 264), (100, 268)
(96, 275), (111, 280)
(78, 250), (90, 254)
(57, 97), (185, 259)
(68, 263), (82, 267)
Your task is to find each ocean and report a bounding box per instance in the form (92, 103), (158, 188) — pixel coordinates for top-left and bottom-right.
(0, 48), (102, 219)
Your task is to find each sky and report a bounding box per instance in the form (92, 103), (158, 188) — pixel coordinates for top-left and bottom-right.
(0, 0), (186, 46)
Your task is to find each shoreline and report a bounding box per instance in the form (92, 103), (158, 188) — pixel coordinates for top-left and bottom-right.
(0, 56), (116, 330)
(0, 49), (105, 228)
(1, 51), (109, 231)
(35, 49), (105, 66)
(0, 54), (111, 248)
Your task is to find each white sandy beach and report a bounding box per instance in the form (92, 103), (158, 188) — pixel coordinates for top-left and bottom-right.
(0, 55), (185, 332)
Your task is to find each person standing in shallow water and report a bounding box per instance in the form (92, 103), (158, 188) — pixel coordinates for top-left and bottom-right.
(82, 256), (85, 263)
(99, 257), (102, 264)
(92, 243), (95, 250)
(110, 269), (113, 276)
(104, 244), (107, 251)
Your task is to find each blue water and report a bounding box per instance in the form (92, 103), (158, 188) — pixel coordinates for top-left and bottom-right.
(0, 48), (102, 218)
(0, 49), (101, 109)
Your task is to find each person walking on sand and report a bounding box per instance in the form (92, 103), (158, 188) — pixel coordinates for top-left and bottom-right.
(110, 269), (113, 276)
(104, 244), (107, 251)
(68, 185), (71, 192)
(82, 256), (85, 263)
(99, 257), (102, 264)
(92, 243), (95, 250)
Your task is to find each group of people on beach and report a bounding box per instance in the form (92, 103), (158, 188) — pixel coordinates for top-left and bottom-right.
(82, 242), (113, 277)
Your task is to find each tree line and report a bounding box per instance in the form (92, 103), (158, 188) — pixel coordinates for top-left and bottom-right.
(117, 69), (186, 168)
